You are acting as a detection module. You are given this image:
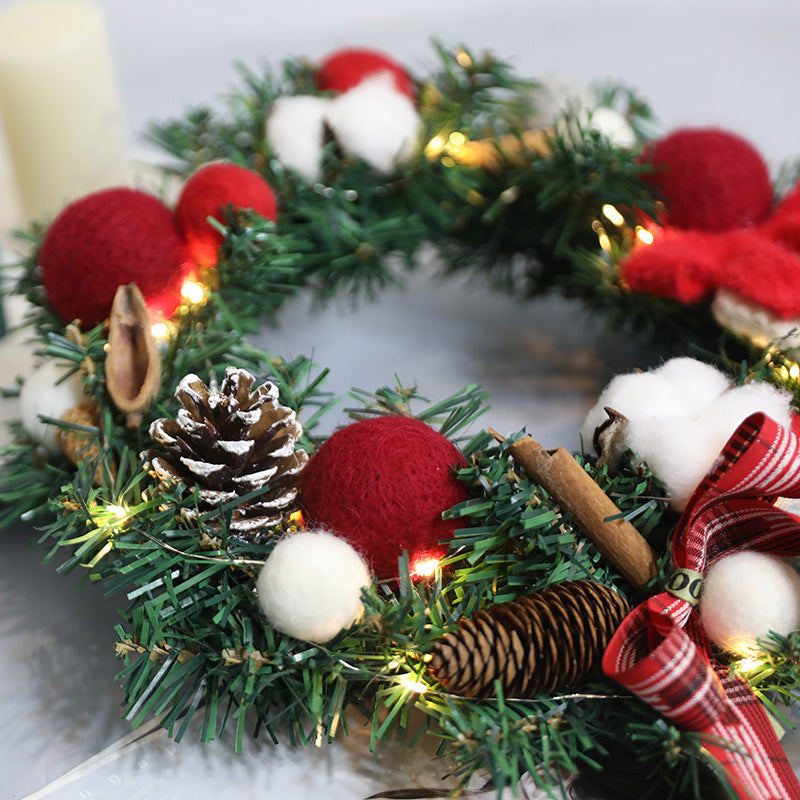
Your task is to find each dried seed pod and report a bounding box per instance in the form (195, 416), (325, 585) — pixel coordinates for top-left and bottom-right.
(57, 401), (116, 484)
(592, 406), (630, 473)
(105, 283), (162, 428)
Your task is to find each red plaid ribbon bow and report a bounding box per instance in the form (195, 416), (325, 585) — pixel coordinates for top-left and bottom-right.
(602, 412), (800, 799)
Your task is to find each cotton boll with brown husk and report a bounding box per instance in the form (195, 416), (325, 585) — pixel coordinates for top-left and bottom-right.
(526, 73), (636, 149)
(625, 381), (793, 509)
(526, 73), (595, 128)
(582, 357), (794, 510)
(580, 357), (731, 449)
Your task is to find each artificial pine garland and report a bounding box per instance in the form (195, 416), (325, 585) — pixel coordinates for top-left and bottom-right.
(4, 40), (800, 800)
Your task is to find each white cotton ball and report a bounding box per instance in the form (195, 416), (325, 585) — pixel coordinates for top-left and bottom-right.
(699, 551), (800, 654)
(703, 380), (793, 435)
(581, 357), (733, 452)
(628, 380), (792, 510)
(256, 530), (371, 644)
(325, 72), (422, 172)
(265, 94), (332, 181)
(586, 107), (636, 149)
(526, 73), (594, 128)
(19, 360), (86, 454)
(651, 357), (732, 403)
(580, 368), (685, 450)
(581, 357), (793, 509)
(626, 415), (730, 510)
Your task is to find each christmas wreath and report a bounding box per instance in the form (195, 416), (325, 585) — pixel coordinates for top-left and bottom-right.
(4, 42), (800, 800)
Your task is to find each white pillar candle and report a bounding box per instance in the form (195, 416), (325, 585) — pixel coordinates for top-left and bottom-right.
(0, 0), (129, 223)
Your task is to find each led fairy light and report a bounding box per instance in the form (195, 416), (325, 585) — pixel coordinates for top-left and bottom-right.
(151, 322), (170, 339)
(410, 555), (441, 579)
(601, 203), (625, 227)
(398, 673), (429, 694)
(180, 280), (206, 305)
(736, 656), (766, 673)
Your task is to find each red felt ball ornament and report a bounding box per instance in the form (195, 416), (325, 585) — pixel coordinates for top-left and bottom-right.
(643, 127), (773, 232)
(299, 415), (468, 579)
(315, 47), (416, 100)
(174, 162), (278, 268)
(39, 188), (187, 329)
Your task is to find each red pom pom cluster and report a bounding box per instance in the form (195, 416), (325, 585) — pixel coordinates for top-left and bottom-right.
(40, 188), (187, 328)
(39, 163), (278, 328)
(643, 128), (772, 232)
(315, 47), (415, 100)
(38, 48), (415, 328)
(299, 415), (468, 579)
(622, 126), (800, 318)
(174, 162), (279, 268)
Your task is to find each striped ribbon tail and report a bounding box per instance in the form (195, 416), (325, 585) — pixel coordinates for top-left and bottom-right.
(603, 412), (800, 799)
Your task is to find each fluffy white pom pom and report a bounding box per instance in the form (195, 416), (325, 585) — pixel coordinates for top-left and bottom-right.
(699, 551), (800, 654)
(19, 360), (86, 454)
(265, 95), (331, 181)
(256, 530), (371, 644)
(326, 72), (421, 172)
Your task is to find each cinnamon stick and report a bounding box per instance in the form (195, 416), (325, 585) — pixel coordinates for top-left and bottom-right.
(489, 429), (657, 589)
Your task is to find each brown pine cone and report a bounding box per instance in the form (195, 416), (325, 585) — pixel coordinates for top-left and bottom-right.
(427, 580), (630, 699)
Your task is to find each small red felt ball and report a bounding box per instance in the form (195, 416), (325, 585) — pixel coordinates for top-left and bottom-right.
(299, 415), (468, 579)
(644, 127), (773, 232)
(315, 47), (415, 100)
(40, 188), (186, 329)
(174, 162), (278, 267)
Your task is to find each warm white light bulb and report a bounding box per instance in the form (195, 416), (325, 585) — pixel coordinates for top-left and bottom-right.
(411, 556), (440, 578)
(602, 204), (625, 227)
(399, 674), (428, 694)
(181, 281), (205, 304)
(424, 134), (446, 160)
(736, 655), (765, 673)
(448, 131), (466, 147)
(107, 503), (128, 520)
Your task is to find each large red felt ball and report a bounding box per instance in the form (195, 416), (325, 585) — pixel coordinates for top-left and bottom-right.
(644, 128), (773, 232)
(315, 47), (415, 100)
(174, 162), (278, 267)
(299, 416), (469, 579)
(40, 188), (186, 329)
